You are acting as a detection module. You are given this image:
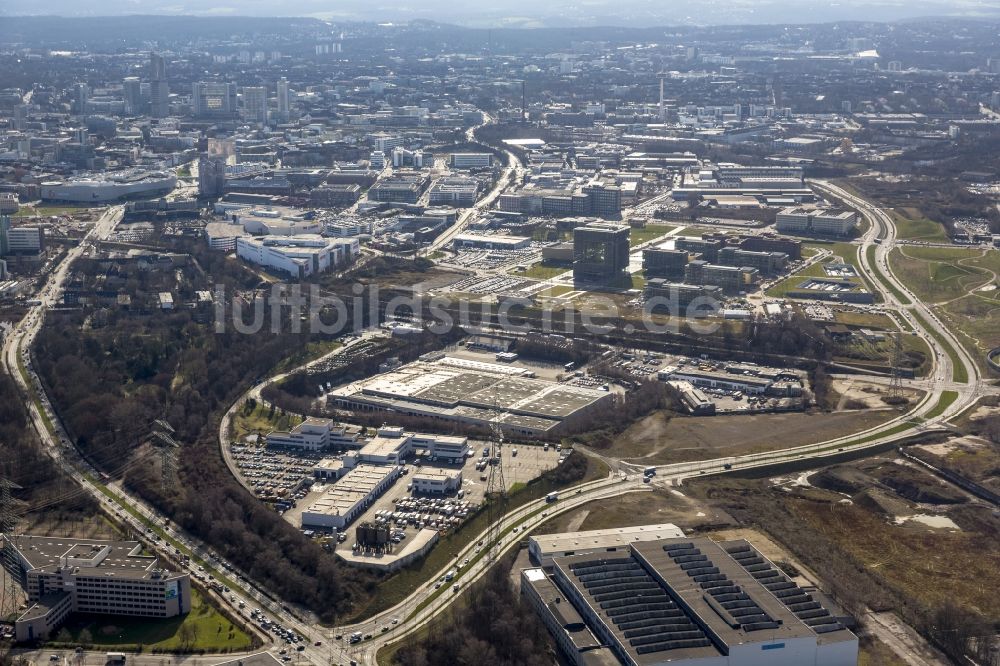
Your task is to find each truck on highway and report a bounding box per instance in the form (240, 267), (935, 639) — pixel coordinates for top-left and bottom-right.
(644, 466), (656, 477)
(106, 654), (126, 664)
(545, 492), (558, 502)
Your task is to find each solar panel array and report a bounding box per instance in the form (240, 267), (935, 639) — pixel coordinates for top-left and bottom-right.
(663, 542), (782, 632)
(723, 543), (846, 635)
(568, 557), (715, 656)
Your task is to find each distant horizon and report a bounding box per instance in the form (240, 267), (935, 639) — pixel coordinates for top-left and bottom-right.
(3, 0), (1000, 29)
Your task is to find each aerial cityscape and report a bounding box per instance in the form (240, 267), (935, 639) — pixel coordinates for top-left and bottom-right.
(1, 6), (1000, 666)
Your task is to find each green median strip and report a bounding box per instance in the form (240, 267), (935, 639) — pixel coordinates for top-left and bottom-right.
(911, 310), (969, 384)
(15, 348), (57, 436)
(866, 245), (911, 305)
(925, 391), (959, 420)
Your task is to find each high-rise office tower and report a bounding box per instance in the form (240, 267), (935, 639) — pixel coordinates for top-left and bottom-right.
(13, 105), (27, 131)
(74, 83), (89, 115)
(149, 53), (170, 118)
(241, 86), (268, 123)
(198, 154), (227, 198)
(150, 53), (166, 80)
(123, 77), (142, 115)
(192, 82), (238, 119)
(276, 77), (290, 120)
(0, 216), (11, 256)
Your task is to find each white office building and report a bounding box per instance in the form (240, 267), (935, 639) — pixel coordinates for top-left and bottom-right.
(5, 226), (44, 254)
(450, 153), (493, 169)
(776, 208), (857, 237)
(236, 234), (358, 278)
(267, 418), (344, 450)
(411, 469), (463, 494)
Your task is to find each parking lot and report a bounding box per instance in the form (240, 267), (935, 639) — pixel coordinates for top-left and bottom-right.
(229, 443), (324, 505)
(329, 442), (564, 554)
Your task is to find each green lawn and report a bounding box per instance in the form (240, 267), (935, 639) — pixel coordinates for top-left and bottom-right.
(231, 403), (303, 442)
(51, 589), (253, 653)
(766, 256), (847, 298)
(889, 246), (996, 304)
(891, 208), (949, 243)
(832, 310), (897, 329)
(13, 205), (88, 218)
(834, 330), (933, 377)
(629, 224), (677, 247)
(512, 262), (571, 280)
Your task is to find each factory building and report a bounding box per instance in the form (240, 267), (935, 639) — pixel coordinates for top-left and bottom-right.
(1, 218), (45, 255)
(675, 237), (724, 263)
(301, 464), (402, 531)
(204, 222), (249, 252)
(330, 356), (613, 437)
(309, 184), (362, 207)
(644, 280), (724, 311)
(738, 234), (802, 260)
(528, 524), (686, 568)
(582, 182), (622, 218)
(40, 169), (176, 203)
(573, 222), (630, 284)
(665, 380), (717, 415)
(659, 367), (773, 395)
(542, 241), (575, 264)
(5, 535), (191, 642)
(521, 536), (858, 666)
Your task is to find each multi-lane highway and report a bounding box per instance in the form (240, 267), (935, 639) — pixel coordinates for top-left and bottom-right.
(419, 114), (526, 257)
(2, 180), (989, 666)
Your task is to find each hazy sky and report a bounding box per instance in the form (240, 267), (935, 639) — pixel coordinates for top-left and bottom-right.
(4, 0), (1000, 26)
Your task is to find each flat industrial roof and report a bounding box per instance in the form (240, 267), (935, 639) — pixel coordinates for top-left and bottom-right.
(358, 435), (410, 458)
(552, 549), (723, 663)
(412, 469), (462, 482)
(304, 464), (397, 517)
(632, 538), (817, 644)
(333, 356), (609, 425)
(531, 523), (685, 556)
(6, 535), (173, 580)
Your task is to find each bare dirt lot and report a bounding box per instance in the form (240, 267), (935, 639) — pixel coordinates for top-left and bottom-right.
(610, 409), (900, 463)
(685, 453), (1000, 629)
(536, 487), (736, 536)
